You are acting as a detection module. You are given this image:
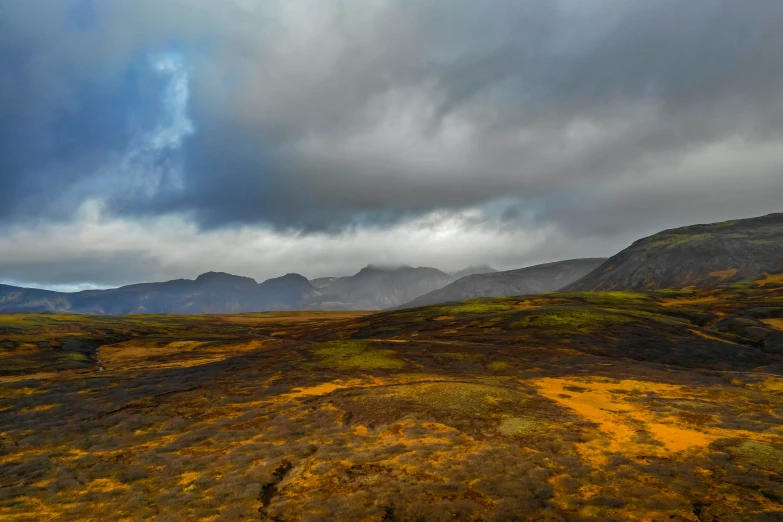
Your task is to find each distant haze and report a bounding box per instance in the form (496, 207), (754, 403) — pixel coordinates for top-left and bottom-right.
(1, 1), (782, 289)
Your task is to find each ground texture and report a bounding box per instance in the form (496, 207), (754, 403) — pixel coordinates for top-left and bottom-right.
(2, 283), (783, 521)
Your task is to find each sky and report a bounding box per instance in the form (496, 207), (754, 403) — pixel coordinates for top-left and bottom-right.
(1, 0), (783, 290)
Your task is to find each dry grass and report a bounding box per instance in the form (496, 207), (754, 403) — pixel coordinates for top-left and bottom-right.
(2, 287), (783, 520)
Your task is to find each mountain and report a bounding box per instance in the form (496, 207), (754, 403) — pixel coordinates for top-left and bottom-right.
(449, 264), (498, 279)
(304, 265), (454, 310)
(0, 264), (457, 314)
(256, 273), (318, 310)
(565, 213), (783, 292)
(0, 285), (74, 313)
(310, 277), (338, 290)
(0, 272), (316, 314)
(397, 258), (607, 309)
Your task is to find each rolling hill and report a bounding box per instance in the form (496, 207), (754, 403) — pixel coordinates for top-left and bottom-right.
(396, 258), (606, 309)
(565, 213), (783, 291)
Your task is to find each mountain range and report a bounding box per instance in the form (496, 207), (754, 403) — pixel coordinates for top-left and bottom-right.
(0, 264), (496, 314)
(2, 212), (783, 314)
(396, 258), (606, 309)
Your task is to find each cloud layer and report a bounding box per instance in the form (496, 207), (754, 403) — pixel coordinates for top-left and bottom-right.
(1, 0), (782, 286)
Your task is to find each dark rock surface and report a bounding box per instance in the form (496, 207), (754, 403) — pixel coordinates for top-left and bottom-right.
(565, 213), (783, 291)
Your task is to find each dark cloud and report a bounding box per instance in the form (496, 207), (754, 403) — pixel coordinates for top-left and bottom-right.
(0, 0), (782, 241)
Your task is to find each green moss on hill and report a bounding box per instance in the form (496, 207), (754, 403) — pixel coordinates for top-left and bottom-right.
(311, 341), (405, 370)
(513, 308), (634, 334)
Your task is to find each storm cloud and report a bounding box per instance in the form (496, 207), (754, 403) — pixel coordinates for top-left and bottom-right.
(1, 0), (782, 286)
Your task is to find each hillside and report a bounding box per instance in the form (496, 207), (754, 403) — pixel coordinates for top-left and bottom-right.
(565, 213), (783, 291)
(2, 281), (783, 520)
(398, 258), (605, 309)
(305, 265), (454, 310)
(449, 264), (498, 279)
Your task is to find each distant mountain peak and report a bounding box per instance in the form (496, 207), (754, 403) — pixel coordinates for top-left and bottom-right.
(450, 264), (498, 279)
(260, 273), (311, 285)
(359, 263), (414, 274)
(195, 272), (257, 285)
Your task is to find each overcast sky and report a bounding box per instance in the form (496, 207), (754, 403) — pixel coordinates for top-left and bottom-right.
(2, 0), (782, 290)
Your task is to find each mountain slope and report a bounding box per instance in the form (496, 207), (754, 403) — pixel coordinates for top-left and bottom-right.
(0, 285), (73, 313)
(449, 264), (498, 279)
(397, 258), (606, 309)
(304, 265), (454, 310)
(565, 213), (783, 291)
(0, 272), (317, 314)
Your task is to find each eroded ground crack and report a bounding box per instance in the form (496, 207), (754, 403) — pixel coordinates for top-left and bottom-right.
(258, 461), (293, 520)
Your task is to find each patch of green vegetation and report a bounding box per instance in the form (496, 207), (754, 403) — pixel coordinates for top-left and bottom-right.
(497, 416), (539, 436)
(543, 291), (651, 307)
(715, 220), (740, 229)
(440, 303), (512, 314)
(647, 233), (709, 249)
(719, 280), (757, 295)
(513, 308), (634, 334)
(722, 281), (755, 289)
(651, 289), (696, 297)
(311, 341), (405, 371)
(488, 361), (511, 371)
(0, 357), (47, 372)
(64, 352), (91, 362)
(393, 300), (513, 323)
(434, 352), (481, 361)
(600, 307), (687, 325)
(392, 309), (441, 324)
(385, 382), (521, 416)
(733, 441), (783, 472)
(0, 350), (94, 373)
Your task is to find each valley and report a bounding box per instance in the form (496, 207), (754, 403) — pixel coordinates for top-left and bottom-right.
(2, 280), (783, 520)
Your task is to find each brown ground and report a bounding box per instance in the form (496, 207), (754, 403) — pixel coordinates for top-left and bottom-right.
(1, 284), (782, 521)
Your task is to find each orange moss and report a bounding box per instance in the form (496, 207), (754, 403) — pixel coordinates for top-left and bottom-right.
(709, 268), (739, 280)
(0, 372), (59, 384)
(689, 329), (735, 343)
(220, 311), (371, 325)
(532, 377), (718, 461)
(660, 296), (720, 307)
(19, 403), (59, 413)
(534, 376), (780, 467)
(178, 472), (200, 486)
(762, 318), (783, 331)
(756, 272), (783, 287)
(287, 379), (367, 398)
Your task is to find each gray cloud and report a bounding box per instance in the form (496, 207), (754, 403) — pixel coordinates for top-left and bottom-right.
(1, 0), (783, 286)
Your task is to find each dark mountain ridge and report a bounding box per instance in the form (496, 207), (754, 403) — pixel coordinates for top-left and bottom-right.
(565, 213), (783, 291)
(0, 272), (316, 315)
(7, 212), (782, 314)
